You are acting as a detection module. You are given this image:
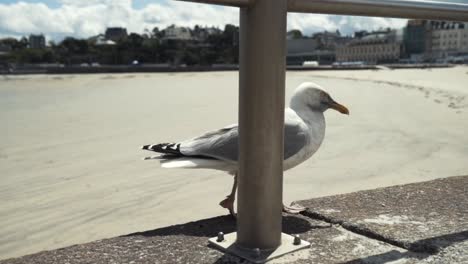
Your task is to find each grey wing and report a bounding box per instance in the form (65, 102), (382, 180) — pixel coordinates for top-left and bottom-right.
(179, 125), (239, 162)
(179, 121), (307, 161)
(284, 119), (308, 160)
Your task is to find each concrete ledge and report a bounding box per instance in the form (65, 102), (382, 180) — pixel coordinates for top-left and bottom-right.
(298, 175), (468, 254)
(2, 176), (467, 264)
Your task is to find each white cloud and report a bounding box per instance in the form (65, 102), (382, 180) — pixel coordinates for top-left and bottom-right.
(58, 0), (127, 6)
(0, 0), (407, 41)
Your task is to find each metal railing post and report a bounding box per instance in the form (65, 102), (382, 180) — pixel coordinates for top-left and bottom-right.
(175, 0), (251, 7)
(237, 0), (287, 250)
(177, 0), (468, 22)
(288, 0), (468, 21)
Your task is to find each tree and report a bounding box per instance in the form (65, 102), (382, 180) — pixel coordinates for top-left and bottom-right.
(60, 37), (89, 54)
(0, 38), (28, 50)
(19, 37), (29, 49)
(142, 28), (151, 39)
(287, 29), (303, 39)
(14, 48), (55, 63)
(0, 23), (246, 65)
(182, 48), (200, 66)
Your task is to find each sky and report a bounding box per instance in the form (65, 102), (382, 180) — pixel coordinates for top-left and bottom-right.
(0, 0), (467, 42)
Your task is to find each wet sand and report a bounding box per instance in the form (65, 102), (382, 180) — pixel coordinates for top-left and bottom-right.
(1, 67), (468, 259)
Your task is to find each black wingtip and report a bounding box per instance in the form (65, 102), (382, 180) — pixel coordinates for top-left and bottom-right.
(141, 145), (150, 150)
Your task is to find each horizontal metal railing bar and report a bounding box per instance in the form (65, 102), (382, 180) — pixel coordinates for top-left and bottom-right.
(288, 0), (468, 22)
(174, 0), (252, 7)
(176, 0), (468, 22)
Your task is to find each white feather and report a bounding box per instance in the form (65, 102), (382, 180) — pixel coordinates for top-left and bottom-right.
(160, 158), (235, 171)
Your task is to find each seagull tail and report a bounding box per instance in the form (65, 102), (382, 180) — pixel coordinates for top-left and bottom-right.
(141, 143), (182, 156)
(140, 143), (230, 170)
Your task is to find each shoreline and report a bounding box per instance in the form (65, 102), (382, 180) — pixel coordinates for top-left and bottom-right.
(1, 63), (455, 75)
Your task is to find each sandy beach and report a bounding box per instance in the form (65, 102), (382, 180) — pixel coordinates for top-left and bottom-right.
(1, 67), (468, 260)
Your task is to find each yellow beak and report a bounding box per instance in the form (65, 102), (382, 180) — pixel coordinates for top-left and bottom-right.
(330, 102), (349, 115)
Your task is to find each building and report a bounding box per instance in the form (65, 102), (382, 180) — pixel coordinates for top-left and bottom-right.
(286, 40), (336, 65)
(192, 26), (221, 41)
(0, 43), (12, 54)
(88, 34), (115, 45)
(402, 20), (468, 61)
(429, 21), (468, 60)
(29, 34), (46, 49)
(105, 27), (128, 42)
(312, 30), (349, 50)
(336, 30), (402, 63)
(0, 49), (12, 71)
(286, 31), (351, 65)
(163, 25), (192, 40)
(96, 35), (116, 46)
(403, 20), (432, 61)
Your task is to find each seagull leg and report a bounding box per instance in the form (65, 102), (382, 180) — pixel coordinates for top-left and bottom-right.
(283, 203), (307, 214)
(219, 173), (237, 217)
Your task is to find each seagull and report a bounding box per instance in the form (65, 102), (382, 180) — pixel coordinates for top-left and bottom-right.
(141, 82), (349, 216)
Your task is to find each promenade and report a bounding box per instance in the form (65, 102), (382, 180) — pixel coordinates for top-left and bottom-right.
(2, 176), (466, 264)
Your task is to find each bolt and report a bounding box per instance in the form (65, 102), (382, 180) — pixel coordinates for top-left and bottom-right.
(252, 248), (261, 259)
(217, 232), (224, 242)
(293, 235), (301, 245)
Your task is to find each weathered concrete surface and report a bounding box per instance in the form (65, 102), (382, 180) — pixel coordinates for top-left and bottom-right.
(284, 217), (423, 264)
(1, 215), (420, 264)
(2, 176), (467, 264)
(299, 175), (468, 255)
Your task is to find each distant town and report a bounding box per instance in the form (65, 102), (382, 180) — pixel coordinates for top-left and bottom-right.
(0, 19), (467, 73)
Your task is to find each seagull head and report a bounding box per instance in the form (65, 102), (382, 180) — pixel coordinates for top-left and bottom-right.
(290, 82), (349, 115)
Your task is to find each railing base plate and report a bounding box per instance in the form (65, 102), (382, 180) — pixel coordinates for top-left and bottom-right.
(208, 232), (310, 263)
